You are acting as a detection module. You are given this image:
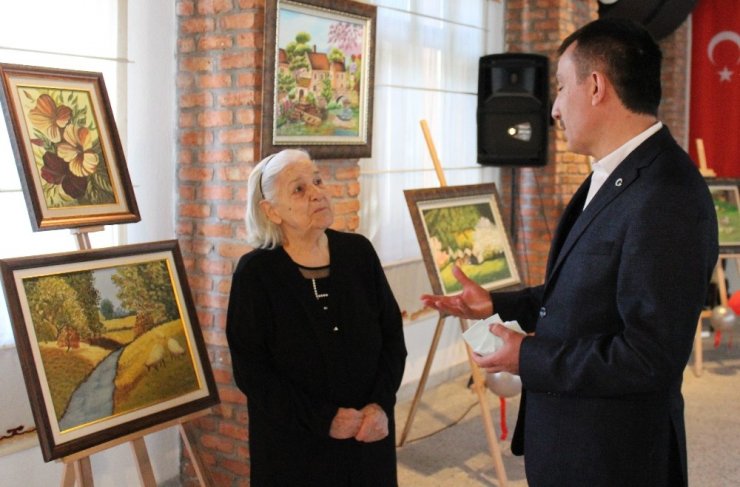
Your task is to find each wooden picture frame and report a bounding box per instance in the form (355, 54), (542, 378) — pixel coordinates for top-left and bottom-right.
(261, 0), (376, 159)
(404, 183), (521, 296)
(0, 63), (140, 231)
(707, 179), (740, 254)
(0, 240), (219, 461)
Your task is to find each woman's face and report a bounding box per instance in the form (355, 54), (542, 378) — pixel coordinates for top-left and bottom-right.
(263, 157), (334, 238)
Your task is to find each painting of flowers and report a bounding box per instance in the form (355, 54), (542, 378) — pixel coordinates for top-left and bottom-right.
(405, 184), (521, 296)
(707, 180), (740, 250)
(0, 64), (139, 231)
(0, 241), (218, 461)
(262, 0), (376, 159)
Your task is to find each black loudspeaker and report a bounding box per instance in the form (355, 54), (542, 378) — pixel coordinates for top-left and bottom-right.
(477, 53), (549, 166)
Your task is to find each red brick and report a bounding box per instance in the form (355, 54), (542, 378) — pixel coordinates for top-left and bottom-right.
(177, 1), (194, 16)
(217, 204), (245, 220)
(198, 110), (233, 127)
(188, 274), (214, 292)
(179, 185), (196, 201)
(179, 112), (196, 128)
(181, 18), (215, 34)
(217, 279), (233, 294)
(222, 458), (250, 476)
(196, 310), (214, 327)
(235, 109), (256, 125)
(234, 147), (256, 163)
(199, 258), (233, 275)
(212, 368), (233, 384)
(197, 0), (233, 15)
(201, 433), (235, 454)
(198, 35), (234, 51)
(335, 165), (360, 180)
(219, 51), (257, 70)
(218, 128), (254, 144)
(181, 56), (214, 72)
(217, 241), (250, 258)
(179, 91), (213, 108)
(178, 150), (194, 165)
(196, 293), (230, 310)
(238, 0), (260, 8)
(220, 12), (257, 30)
(176, 221), (194, 235)
(176, 73), (195, 89)
(198, 149), (233, 164)
(219, 389), (248, 409)
(198, 73), (232, 89)
(192, 239), (214, 255)
(179, 167), (214, 182)
(179, 203), (211, 218)
(199, 184), (233, 200)
(333, 199), (360, 215)
(180, 130), (214, 146)
(178, 38), (196, 53)
(198, 223), (233, 238)
(236, 32), (259, 48)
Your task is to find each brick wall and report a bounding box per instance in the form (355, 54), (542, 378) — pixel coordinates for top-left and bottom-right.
(174, 1), (691, 484)
(175, 0), (361, 484)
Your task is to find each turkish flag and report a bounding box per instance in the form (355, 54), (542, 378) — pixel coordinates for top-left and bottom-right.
(689, 0), (740, 177)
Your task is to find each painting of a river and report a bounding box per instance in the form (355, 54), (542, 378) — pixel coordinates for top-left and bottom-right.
(0, 241), (219, 460)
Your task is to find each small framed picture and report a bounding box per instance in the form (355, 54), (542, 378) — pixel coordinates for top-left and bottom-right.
(0, 241), (219, 461)
(261, 0), (376, 159)
(404, 183), (521, 296)
(707, 179), (740, 253)
(0, 63), (140, 231)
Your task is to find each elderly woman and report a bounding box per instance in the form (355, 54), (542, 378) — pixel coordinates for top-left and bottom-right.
(226, 149), (407, 486)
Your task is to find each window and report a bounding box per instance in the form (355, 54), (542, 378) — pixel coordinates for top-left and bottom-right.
(359, 0), (504, 317)
(0, 1), (125, 347)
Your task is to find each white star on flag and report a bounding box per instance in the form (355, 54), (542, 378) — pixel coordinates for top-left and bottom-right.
(718, 66), (734, 82)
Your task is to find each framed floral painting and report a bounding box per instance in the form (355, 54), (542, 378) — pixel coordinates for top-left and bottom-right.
(0, 64), (140, 231)
(707, 179), (740, 253)
(261, 0), (376, 159)
(404, 183), (521, 296)
(0, 240), (219, 461)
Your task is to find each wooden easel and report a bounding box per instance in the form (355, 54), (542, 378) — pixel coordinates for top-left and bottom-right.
(397, 120), (508, 486)
(59, 227), (213, 487)
(59, 409), (213, 487)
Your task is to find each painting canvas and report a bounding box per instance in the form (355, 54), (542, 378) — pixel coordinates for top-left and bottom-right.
(0, 63), (140, 231)
(0, 241), (218, 461)
(707, 179), (740, 252)
(262, 0), (376, 159)
(405, 184), (521, 296)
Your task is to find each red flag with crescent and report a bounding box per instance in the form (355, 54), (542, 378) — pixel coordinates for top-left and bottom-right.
(689, 0), (740, 177)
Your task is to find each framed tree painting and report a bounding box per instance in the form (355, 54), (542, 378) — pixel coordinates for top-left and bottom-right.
(0, 63), (140, 231)
(261, 0), (376, 159)
(0, 240), (219, 461)
(707, 179), (740, 253)
(404, 183), (521, 296)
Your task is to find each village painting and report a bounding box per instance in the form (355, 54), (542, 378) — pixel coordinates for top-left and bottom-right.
(708, 183), (740, 247)
(19, 259), (199, 432)
(274, 2), (370, 141)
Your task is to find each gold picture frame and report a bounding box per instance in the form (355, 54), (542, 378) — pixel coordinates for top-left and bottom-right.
(0, 240), (219, 461)
(0, 63), (140, 231)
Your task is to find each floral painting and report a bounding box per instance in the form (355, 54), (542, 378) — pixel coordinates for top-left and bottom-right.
(0, 241), (218, 461)
(262, 0), (376, 159)
(0, 64), (139, 231)
(707, 180), (740, 250)
(405, 184), (521, 296)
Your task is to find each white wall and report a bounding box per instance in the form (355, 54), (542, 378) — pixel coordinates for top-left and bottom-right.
(0, 1), (179, 484)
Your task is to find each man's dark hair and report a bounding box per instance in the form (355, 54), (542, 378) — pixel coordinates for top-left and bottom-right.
(559, 18), (662, 116)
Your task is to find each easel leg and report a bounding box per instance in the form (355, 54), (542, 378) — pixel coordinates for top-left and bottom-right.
(74, 458), (94, 487)
(460, 319), (509, 487)
(397, 314), (446, 446)
(130, 437), (157, 487)
(693, 316), (704, 377)
(60, 463), (76, 487)
(179, 422), (212, 486)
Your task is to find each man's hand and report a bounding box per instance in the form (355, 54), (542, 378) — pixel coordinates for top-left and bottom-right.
(471, 323), (525, 374)
(421, 265), (493, 319)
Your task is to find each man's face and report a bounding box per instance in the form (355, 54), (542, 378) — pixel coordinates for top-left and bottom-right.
(551, 43), (595, 156)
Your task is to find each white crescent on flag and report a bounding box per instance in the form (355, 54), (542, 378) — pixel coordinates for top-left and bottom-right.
(707, 30), (740, 64)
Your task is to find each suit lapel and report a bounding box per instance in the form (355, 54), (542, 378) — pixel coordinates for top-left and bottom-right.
(544, 126), (670, 292)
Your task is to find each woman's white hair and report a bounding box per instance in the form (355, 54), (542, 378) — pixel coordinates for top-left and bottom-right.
(245, 149), (311, 249)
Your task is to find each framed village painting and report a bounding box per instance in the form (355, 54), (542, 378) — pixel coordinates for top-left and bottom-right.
(262, 0), (376, 159)
(0, 240), (219, 461)
(0, 63), (140, 231)
(404, 183), (521, 296)
(707, 179), (740, 253)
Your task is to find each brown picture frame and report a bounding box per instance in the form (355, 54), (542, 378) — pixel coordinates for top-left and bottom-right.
(404, 183), (521, 296)
(261, 0), (376, 159)
(0, 240), (219, 461)
(0, 63), (140, 231)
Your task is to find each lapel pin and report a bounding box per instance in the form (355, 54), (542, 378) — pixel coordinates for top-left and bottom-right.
(615, 178), (623, 187)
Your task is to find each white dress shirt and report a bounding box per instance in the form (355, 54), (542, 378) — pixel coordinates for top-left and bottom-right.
(583, 121), (663, 209)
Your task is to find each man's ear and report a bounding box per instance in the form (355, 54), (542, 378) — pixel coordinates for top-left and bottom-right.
(591, 71), (607, 106)
(260, 200), (282, 225)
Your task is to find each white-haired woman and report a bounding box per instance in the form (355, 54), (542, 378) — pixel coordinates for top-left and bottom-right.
(226, 149), (407, 486)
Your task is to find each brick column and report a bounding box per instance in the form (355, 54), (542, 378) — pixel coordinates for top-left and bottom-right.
(176, 0), (361, 485)
(501, 1), (690, 286)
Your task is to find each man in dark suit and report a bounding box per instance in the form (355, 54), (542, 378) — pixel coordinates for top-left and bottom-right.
(422, 18), (718, 486)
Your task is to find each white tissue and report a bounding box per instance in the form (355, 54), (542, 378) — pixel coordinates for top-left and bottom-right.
(462, 313), (525, 355)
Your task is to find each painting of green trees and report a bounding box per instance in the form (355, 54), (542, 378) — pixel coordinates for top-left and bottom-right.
(709, 185), (740, 246)
(422, 201), (514, 294)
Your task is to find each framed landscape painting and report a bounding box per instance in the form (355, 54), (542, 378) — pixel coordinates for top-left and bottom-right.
(261, 0), (376, 159)
(0, 241), (218, 461)
(404, 183), (521, 296)
(0, 63), (140, 231)
(707, 179), (740, 253)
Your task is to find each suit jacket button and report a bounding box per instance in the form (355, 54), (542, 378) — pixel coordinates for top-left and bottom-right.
(539, 307), (547, 318)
